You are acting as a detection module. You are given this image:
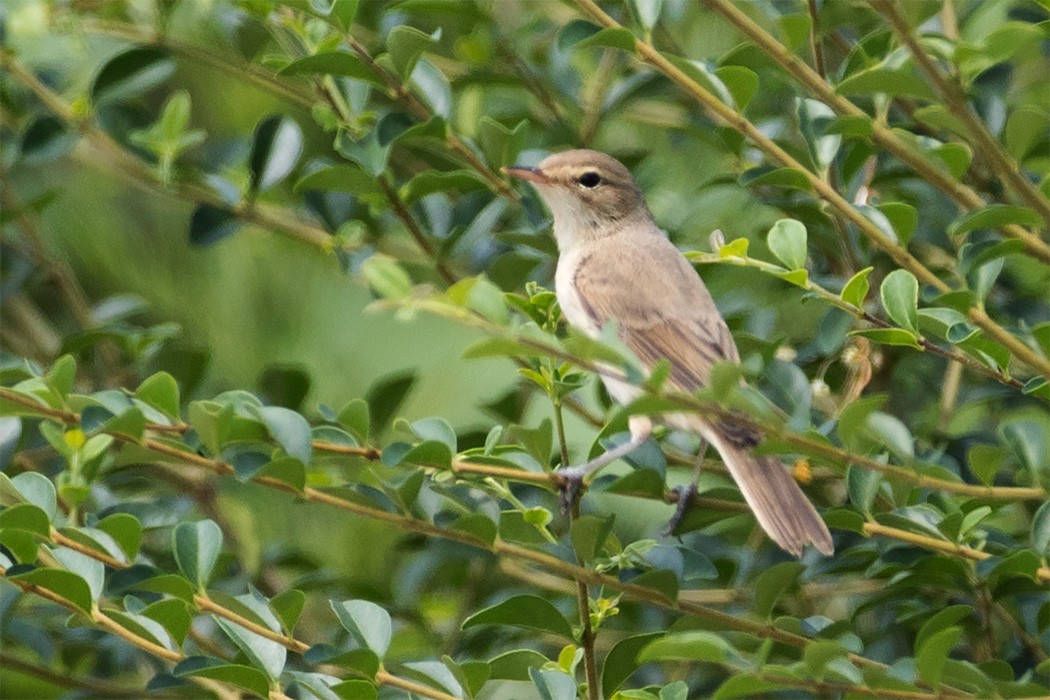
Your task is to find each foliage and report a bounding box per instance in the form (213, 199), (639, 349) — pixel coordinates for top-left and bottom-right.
(1, 0), (1049, 699)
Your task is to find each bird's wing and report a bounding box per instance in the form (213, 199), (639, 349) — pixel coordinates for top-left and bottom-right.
(572, 234), (737, 393)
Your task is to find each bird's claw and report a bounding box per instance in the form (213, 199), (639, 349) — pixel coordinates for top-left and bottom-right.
(557, 470), (586, 514)
(663, 482), (698, 536)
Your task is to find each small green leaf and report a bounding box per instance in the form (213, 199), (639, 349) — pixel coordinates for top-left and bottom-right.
(753, 561), (803, 619)
(638, 632), (731, 663)
(189, 203), (241, 246)
(174, 658), (270, 698)
(879, 270), (919, 333)
(10, 472), (58, 520)
(11, 568), (93, 615)
(135, 372), (180, 418)
(214, 593), (287, 679)
(846, 466), (880, 516)
(45, 355), (76, 396)
(400, 170), (486, 205)
(330, 599), (392, 657)
(916, 626), (962, 687)
(916, 606), (974, 652)
(270, 589), (306, 636)
(849, 328), (922, 349)
(740, 167), (813, 191)
(1031, 501), (1050, 558)
(714, 66), (758, 110)
(336, 399), (370, 443)
(255, 406), (312, 464)
(361, 255), (412, 299)
(949, 204), (1041, 237)
(280, 52), (381, 85)
(97, 514), (143, 558)
(172, 520), (223, 591)
(570, 514), (615, 563)
(387, 25), (440, 78)
(249, 115), (303, 195)
(462, 595), (573, 640)
(602, 632), (661, 695)
(766, 219), (807, 270)
(718, 238), (749, 258)
(841, 266), (873, 308)
(876, 203), (918, 245)
(574, 27), (636, 52)
(0, 503), (50, 536)
(837, 66), (935, 100)
(295, 165), (380, 195)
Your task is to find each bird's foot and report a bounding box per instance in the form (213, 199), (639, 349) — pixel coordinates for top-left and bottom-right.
(663, 482), (698, 536)
(556, 466), (588, 514)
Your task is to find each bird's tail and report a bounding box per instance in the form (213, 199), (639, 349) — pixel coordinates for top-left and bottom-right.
(706, 428), (833, 557)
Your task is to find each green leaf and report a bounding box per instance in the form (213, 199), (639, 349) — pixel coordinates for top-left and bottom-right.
(249, 115), (303, 195)
(714, 66), (758, 110)
(401, 660), (465, 698)
(462, 595), (573, 640)
(135, 371), (180, 418)
(574, 27), (636, 52)
(916, 626), (962, 687)
(718, 238), (749, 258)
(949, 204), (1041, 237)
(876, 202), (918, 245)
(837, 66), (935, 100)
(189, 203), (241, 246)
(846, 466), (880, 516)
(602, 632), (661, 695)
(740, 167), (813, 191)
(766, 219), (807, 270)
(916, 606), (974, 652)
(172, 520), (223, 591)
(337, 399), (370, 443)
(142, 598), (192, 646)
(270, 589), (306, 635)
(361, 255), (412, 299)
(9, 472), (58, 521)
(803, 639), (849, 679)
(45, 354), (76, 396)
(254, 406), (312, 464)
(104, 609), (174, 651)
(638, 632), (731, 663)
(879, 269), (919, 333)
(850, 328), (922, 349)
(387, 25), (440, 78)
(932, 143), (972, 180)
(629, 569), (678, 603)
(531, 668), (576, 700)
(557, 20), (601, 50)
(330, 599), (392, 657)
(714, 675), (786, 699)
(97, 510), (143, 558)
(295, 165), (380, 196)
(280, 52), (380, 84)
(174, 658), (270, 698)
(214, 593), (287, 679)
(91, 46), (175, 104)
(11, 568), (93, 615)
(841, 266), (874, 308)
(450, 512), (497, 546)
(400, 170), (487, 205)
(0, 503), (50, 536)
(1031, 501), (1050, 558)
(52, 547), (104, 601)
(753, 561), (803, 619)
(570, 514), (615, 563)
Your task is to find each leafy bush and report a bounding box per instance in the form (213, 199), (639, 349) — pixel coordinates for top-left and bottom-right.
(1, 1), (1048, 698)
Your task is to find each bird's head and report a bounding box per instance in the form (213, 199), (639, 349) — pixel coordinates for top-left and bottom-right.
(503, 149), (649, 246)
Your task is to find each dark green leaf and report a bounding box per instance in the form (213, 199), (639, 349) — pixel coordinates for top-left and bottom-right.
(754, 562), (803, 619)
(174, 658), (270, 698)
(574, 27), (636, 52)
(879, 270), (919, 333)
(462, 595), (573, 640)
(92, 47), (175, 104)
(949, 204), (1041, 237)
(248, 116), (303, 194)
(837, 66), (935, 100)
(279, 52), (382, 86)
(270, 589), (306, 635)
(602, 632), (661, 695)
(11, 568), (93, 615)
(916, 627), (962, 687)
(189, 203), (241, 246)
(295, 164), (380, 196)
(172, 520), (223, 590)
(330, 599), (392, 657)
(387, 25), (440, 78)
(766, 219), (807, 270)
(254, 406), (312, 464)
(0, 503), (50, 536)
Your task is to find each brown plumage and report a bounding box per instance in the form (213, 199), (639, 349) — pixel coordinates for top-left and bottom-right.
(506, 149), (833, 557)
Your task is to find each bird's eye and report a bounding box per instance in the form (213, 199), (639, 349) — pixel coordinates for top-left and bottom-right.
(577, 171), (602, 188)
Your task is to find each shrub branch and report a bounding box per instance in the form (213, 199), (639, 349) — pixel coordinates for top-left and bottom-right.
(700, 0), (1050, 263)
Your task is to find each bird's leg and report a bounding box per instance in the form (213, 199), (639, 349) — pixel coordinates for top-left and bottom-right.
(663, 439), (709, 536)
(558, 416), (652, 513)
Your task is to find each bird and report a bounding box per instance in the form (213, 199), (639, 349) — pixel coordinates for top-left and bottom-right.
(503, 149), (833, 558)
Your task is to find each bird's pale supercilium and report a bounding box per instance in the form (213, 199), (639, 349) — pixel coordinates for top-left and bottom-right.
(504, 149), (833, 558)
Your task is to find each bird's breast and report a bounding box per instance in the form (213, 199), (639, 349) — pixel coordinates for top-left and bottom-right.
(554, 246), (600, 336)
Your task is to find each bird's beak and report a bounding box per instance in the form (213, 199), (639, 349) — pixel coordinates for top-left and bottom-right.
(502, 165), (549, 184)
